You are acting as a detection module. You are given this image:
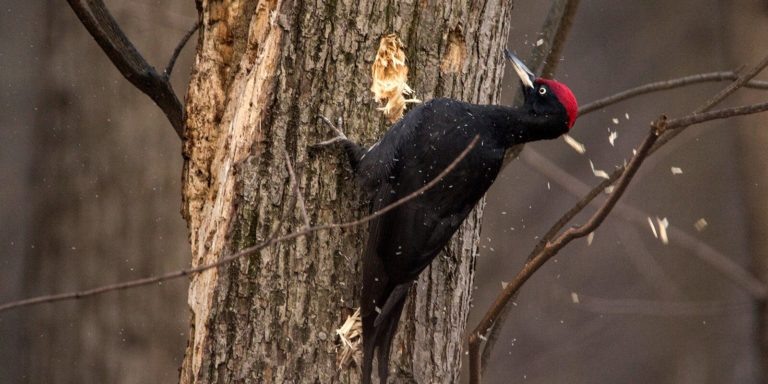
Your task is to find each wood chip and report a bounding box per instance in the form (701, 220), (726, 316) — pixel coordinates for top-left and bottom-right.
(608, 131), (618, 146)
(571, 292), (580, 304)
(589, 160), (610, 179)
(694, 218), (708, 232)
(586, 232), (594, 246)
(563, 134), (586, 154)
(657, 217), (669, 244)
(671, 167), (683, 175)
(648, 217), (658, 238)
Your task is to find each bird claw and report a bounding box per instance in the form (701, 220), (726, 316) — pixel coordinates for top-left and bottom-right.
(312, 115), (348, 147)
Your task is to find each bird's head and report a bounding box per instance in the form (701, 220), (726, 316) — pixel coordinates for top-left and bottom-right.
(505, 49), (578, 131)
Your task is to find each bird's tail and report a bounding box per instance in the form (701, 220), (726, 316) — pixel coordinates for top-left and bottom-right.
(361, 283), (411, 384)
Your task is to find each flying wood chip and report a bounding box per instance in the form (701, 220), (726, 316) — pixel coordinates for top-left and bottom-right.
(371, 34), (420, 122)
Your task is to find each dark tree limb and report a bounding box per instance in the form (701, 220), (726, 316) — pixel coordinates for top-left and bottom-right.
(66, 0), (186, 138)
(164, 21), (200, 79)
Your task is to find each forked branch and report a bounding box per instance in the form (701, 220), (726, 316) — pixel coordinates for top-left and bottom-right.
(66, 0), (194, 138)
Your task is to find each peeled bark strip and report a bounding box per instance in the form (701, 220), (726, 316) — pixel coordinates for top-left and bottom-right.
(180, 1), (515, 382)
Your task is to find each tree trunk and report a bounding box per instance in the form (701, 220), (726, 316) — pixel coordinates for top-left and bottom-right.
(179, 1), (514, 382)
(20, 1), (192, 383)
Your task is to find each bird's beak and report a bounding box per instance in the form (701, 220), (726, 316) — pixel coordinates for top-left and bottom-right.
(504, 49), (535, 90)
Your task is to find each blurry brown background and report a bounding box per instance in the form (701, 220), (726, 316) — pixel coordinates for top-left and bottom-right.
(1, 1), (767, 383)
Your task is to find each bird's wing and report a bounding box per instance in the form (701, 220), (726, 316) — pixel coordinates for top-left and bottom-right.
(354, 109), (424, 195)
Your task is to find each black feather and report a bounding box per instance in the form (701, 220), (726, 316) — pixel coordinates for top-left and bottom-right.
(343, 93), (571, 383)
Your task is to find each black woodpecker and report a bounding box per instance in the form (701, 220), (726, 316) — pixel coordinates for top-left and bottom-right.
(317, 50), (578, 384)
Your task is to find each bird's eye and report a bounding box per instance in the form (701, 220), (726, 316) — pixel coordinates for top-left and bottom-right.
(538, 87), (547, 95)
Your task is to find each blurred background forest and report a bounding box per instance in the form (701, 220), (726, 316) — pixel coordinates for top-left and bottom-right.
(1, 0), (767, 383)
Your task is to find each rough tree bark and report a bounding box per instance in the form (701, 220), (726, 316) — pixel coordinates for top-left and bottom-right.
(179, 0), (514, 382)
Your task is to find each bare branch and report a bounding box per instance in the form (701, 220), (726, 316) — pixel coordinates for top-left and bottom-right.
(164, 21), (201, 79)
(0, 137), (480, 313)
(666, 101), (768, 129)
(468, 96), (768, 384)
(66, 0), (184, 138)
(696, 55), (768, 114)
(579, 71), (768, 115)
(283, 149), (311, 229)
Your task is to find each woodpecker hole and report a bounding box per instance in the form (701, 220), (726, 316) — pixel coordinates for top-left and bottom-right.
(440, 27), (467, 74)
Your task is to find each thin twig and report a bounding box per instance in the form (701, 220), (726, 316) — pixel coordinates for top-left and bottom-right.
(66, 0), (184, 138)
(579, 71), (768, 115)
(653, 54), (768, 151)
(164, 20), (200, 79)
(0, 137), (480, 313)
(666, 101), (768, 129)
(283, 149), (311, 229)
(696, 55), (768, 114)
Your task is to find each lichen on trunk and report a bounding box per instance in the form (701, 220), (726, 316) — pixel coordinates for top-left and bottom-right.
(179, 1), (515, 382)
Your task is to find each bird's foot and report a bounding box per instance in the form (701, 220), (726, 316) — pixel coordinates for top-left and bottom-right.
(312, 115), (348, 147)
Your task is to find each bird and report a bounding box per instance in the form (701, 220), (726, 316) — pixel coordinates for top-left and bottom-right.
(316, 50), (578, 384)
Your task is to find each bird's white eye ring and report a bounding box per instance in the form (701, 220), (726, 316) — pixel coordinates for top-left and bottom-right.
(538, 87), (547, 95)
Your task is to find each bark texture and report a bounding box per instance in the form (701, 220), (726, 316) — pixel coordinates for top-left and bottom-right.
(19, 1), (191, 383)
(179, 1), (514, 382)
